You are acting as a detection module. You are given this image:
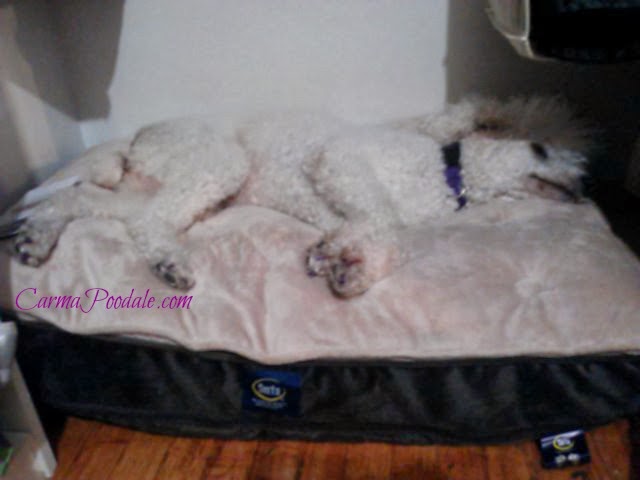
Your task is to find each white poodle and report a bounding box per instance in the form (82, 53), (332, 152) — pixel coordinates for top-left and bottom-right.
(9, 97), (589, 297)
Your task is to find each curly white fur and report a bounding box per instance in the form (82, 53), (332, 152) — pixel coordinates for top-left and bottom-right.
(9, 97), (589, 297)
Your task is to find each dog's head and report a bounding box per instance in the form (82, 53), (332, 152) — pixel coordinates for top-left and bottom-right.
(460, 96), (591, 203)
(520, 142), (586, 202)
(461, 136), (587, 203)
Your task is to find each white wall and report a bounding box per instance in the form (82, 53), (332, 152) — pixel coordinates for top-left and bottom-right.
(57, 0), (640, 179)
(0, 1), (84, 210)
(56, 0), (450, 146)
(1, 0), (638, 198)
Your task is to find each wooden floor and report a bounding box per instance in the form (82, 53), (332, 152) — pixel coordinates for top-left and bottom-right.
(50, 417), (632, 480)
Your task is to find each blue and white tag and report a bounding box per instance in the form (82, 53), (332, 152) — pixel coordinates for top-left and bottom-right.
(242, 369), (301, 416)
(538, 429), (590, 469)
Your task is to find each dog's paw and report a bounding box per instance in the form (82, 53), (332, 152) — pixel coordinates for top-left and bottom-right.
(327, 247), (371, 298)
(13, 222), (60, 267)
(152, 259), (195, 290)
(327, 240), (398, 298)
(305, 240), (337, 277)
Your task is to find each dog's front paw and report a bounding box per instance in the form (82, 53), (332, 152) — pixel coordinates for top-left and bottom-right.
(152, 259), (195, 290)
(326, 240), (398, 298)
(306, 240), (337, 277)
(327, 247), (371, 298)
(13, 222), (61, 267)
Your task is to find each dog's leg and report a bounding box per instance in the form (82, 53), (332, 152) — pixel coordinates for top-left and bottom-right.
(125, 164), (250, 290)
(119, 119), (251, 290)
(125, 210), (196, 290)
(125, 118), (253, 289)
(12, 183), (118, 266)
(13, 217), (70, 267)
(10, 142), (129, 266)
(305, 133), (404, 288)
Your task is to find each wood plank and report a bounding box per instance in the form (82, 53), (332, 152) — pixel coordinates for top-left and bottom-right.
(247, 440), (308, 479)
(108, 430), (175, 480)
(52, 417), (97, 480)
(201, 439), (258, 480)
(437, 445), (489, 479)
(583, 421), (629, 480)
(484, 442), (531, 480)
(389, 444), (439, 479)
(54, 422), (131, 480)
(52, 417), (632, 480)
(154, 437), (222, 480)
(299, 441), (348, 480)
(342, 442), (393, 480)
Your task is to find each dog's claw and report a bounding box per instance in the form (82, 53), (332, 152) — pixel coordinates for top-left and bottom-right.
(152, 260), (195, 290)
(306, 240), (336, 278)
(328, 250), (367, 298)
(19, 252), (34, 266)
(13, 227), (55, 267)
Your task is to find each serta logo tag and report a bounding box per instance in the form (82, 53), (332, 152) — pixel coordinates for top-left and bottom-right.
(552, 435), (575, 451)
(538, 430), (590, 469)
(243, 369), (301, 415)
(251, 378), (286, 402)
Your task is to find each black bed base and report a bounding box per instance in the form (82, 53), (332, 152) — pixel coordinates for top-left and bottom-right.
(15, 320), (640, 445)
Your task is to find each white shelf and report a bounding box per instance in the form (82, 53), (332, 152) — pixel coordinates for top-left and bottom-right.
(0, 364), (56, 479)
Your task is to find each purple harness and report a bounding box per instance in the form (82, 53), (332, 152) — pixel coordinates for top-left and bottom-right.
(442, 141), (467, 210)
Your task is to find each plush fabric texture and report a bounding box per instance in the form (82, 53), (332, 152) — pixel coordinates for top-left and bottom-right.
(2, 194), (639, 364)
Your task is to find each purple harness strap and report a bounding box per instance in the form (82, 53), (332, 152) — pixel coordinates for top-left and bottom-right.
(442, 141), (467, 210)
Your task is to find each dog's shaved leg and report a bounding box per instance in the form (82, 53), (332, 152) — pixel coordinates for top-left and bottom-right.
(126, 170), (249, 290)
(12, 183), (118, 266)
(13, 218), (69, 267)
(118, 119), (251, 290)
(126, 210), (196, 290)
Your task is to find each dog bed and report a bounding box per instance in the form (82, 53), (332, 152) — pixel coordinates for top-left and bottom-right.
(2, 168), (640, 443)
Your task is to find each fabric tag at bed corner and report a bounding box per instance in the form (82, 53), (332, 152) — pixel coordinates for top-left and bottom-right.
(538, 429), (590, 469)
(242, 369), (301, 416)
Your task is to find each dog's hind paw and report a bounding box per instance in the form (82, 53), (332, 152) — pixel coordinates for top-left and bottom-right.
(13, 222), (61, 267)
(328, 247), (370, 298)
(327, 240), (397, 298)
(152, 259), (195, 290)
(306, 240), (336, 277)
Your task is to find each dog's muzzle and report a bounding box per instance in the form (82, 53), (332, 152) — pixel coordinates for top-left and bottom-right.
(525, 174), (583, 203)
